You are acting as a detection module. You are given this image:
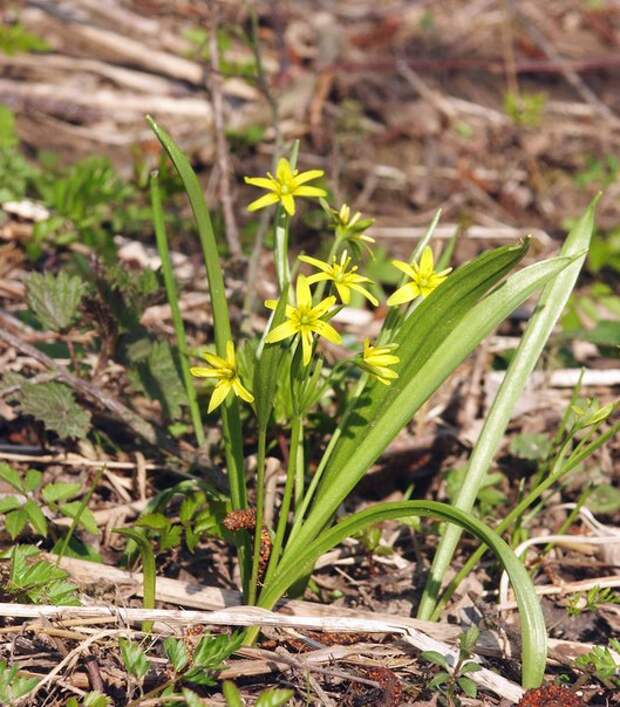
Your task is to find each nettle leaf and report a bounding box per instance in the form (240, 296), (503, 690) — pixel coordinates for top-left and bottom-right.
(25, 270), (85, 332)
(0, 462), (25, 492)
(127, 338), (186, 420)
(21, 382), (91, 440)
(119, 639), (150, 681)
(255, 688), (295, 707)
(163, 637), (189, 673)
(41, 481), (81, 505)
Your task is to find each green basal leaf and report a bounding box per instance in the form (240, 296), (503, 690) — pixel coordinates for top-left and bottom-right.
(163, 637), (189, 673)
(6, 509), (28, 539)
(223, 680), (244, 707)
(25, 270), (85, 332)
(119, 638), (150, 681)
(24, 469), (43, 493)
(23, 499), (47, 537)
(41, 481), (81, 505)
(262, 502), (547, 689)
(255, 687), (295, 707)
(0, 661), (39, 704)
(0, 462), (25, 493)
(21, 382), (91, 440)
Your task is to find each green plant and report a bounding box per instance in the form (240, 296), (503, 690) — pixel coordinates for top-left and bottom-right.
(66, 691), (113, 707)
(144, 117), (605, 689)
(0, 22), (49, 55)
(504, 91), (547, 127)
(422, 626), (482, 705)
(567, 585), (620, 617)
(575, 639), (620, 688)
(4, 545), (80, 605)
(223, 680), (293, 706)
(0, 660), (40, 704)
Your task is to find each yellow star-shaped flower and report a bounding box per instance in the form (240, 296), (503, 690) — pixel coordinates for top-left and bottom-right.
(387, 246), (452, 306)
(298, 251), (379, 306)
(360, 338), (400, 385)
(265, 275), (341, 365)
(190, 341), (254, 413)
(245, 158), (326, 216)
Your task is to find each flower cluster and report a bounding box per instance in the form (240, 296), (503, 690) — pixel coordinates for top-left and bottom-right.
(191, 159), (453, 412)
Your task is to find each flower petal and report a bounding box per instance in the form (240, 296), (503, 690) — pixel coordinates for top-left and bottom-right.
(312, 319), (342, 344)
(293, 185), (327, 198)
(266, 320), (298, 343)
(305, 272), (331, 285)
(232, 377), (255, 404)
(201, 351), (229, 369)
(419, 246), (435, 274)
(301, 329), (314, 366)
(296, 274), (312, 309)
(281, 193), (296, 215)
(335, 282), (351, 304)
(348, 282), (379, 306)
(276, 158), (293, 183)
(311, 295), (336, 318)
(248, 192), (280, 212)
(244, 176), (277, 190)
(292, 169), (324, 186)
(208, 380), (232, 413)
(387, 283), (419, 306)
(391, 259), (416, 279)
(298, 254), (332, 273)
(226, 340), (236, 367)
(190, 366), (224, 379)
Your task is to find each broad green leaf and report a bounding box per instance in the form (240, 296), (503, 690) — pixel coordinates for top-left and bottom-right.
(41, 481), (81, 504)
(0, 496), (21, 513)
(119, 639), (149, 681)
(163, 637), (189, 673)
(261, 501), (547, 689)
(292, 253), (572, 558)
(429, 672), (449, 688)
(135, 513), (170, 531)
(0, 661), (39, 704)
(509, 433), (553, 461)
(23, 499), (47, 536)
(420, 651), (449, 670)
(419, 197), (597, 620)
(458, 676), (478, 698)
(182, 688), (205, 707)
(192, 632), (243, 670)
(21, 382), (91, 440)
(0, 462), (24, 492)
(25, 270), (85, 332)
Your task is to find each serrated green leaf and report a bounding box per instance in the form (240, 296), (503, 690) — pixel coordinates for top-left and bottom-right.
(25, 270), (85, 332)
(429, 672), (449, 688)
(160, 524), (183, 552)
(163, 637), (189, 673)
(192, 632), (243, 670)
(23, 499), (47, 536)
(421, 651), (450, 670)
(119, 639), (149, 681)
(0, 661), (39, 704)
(182, 688), (205, 707)
(59, 501), (98, 534)
(0, 462), (24, 492)
(135, 513), (170, 531)
(255, 687), (294, 707)
(41, 481), (81, 504)
(23, 469), (43, 493)
(83, 691), (113, 707)
(21, 382), (91, 440)
(0, 496), (22, 513)
(458, 676), (478, 698)
(6, 509), (27, 539)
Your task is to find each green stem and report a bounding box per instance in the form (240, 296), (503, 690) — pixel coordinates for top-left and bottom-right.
(150, 171), (205, 447)
(55, 466), (104, 565)
(248, 426), (267, 605)
(429, 419), (620, 621)
(263, 415), (302, 586)
(294, 418), (305, 508)
(288, 373), (368, 544)
(274, 208), (290, 294)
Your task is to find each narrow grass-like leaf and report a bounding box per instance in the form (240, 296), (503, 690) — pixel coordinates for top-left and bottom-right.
(150, 171), (204, 445)
(285, 253), (573, 561)
(114, 528), (156, 632)
(147, 117), (250, 593)
(260, 500), (547, 688)
(418, 197), (599, 619)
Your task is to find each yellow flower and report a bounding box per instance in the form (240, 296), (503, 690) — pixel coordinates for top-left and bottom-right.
(245, 158), (326, 216)
(360, 338), (400, 385)
(298, 251), (379, 306)
(265, 275), (341, 365)
(387, 246), (452, 306)
(190, 341), (254, 413)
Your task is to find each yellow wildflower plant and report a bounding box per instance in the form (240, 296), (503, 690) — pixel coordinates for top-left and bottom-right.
(265, 275), (341, 366)
(190, 341), (254, 413)
(298, 250), (379, 306)
(387, 246), (452, 306)
(360, 338), (400, 385)
(245, 158), (326, 216)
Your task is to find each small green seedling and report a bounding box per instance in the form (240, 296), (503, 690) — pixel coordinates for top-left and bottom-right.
(567, 585), (620, 617)
(575, 639), (620, 689)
